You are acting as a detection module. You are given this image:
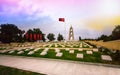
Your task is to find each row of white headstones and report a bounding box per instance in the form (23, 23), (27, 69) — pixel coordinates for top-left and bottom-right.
(2, 42), (92, 49)
(0, 48), (112, 61)
(43, 42), (93, 48)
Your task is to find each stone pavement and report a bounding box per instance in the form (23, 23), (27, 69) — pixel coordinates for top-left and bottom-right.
(0, 55), (120, 75)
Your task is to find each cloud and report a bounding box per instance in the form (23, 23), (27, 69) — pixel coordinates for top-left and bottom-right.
(0, 0), (120, 40)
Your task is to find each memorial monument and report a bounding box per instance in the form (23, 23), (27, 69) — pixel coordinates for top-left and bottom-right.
(68, 26), (74, 41)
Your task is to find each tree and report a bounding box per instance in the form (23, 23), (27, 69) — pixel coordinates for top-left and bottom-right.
(79, 36), (81, 41)
(47, 33), (55, 41)
(0, 24), (24, 43)
(97, 35), (109, 41)
(57, 34), (63, 41)
(112, 25), (120, 40)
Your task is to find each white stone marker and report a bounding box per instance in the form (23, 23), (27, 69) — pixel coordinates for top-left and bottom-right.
(84, 45), (87, 47)
(56, 52), (63, 57)
(78, 48), (83, 51)
(17, 48), (22, 51)
(80, 43), (82, 48)
(25, 49), (30, 51)
(55, 48), (60, 53)
(69, 50), (74, 54)
(34, 48), (40, 52)
(1, 50), (9, 53)
(55, 44), (58, 47)
(86, 51), (93, 54)
(76, 53), (83, 58)
(93, 49), (98, 52)
(101, 55), (112, 61)
(17, 51), (24, 54)
(89, 46), (93, 48)
(66, 48), (69, 51)
(40, 51), (47, 56)
(43, 48), (49, 52)
(9, 50), (15, 54)
(28, 51), (34, 55)
(30, 47), (34, 49)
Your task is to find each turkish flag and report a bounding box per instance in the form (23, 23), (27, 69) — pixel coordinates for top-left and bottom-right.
(30, 34), (32, 41)
(59, 18), (65, 22)
(39, 34), (42, 40)
(25, 33), (28, 39)
(37, 34), (39, 40)
(34, 34), (37, 40)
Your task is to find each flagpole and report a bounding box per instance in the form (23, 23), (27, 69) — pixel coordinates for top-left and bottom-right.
(64, 22), (66, 43)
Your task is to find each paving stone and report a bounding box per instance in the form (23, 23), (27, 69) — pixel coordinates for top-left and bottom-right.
(28, 51), (34, 55)
(86, 51), (93, 54)
(76, 53), (83, 58)
(17, 51), (24, 54)
(101, 55), (112, 61)
(78, 48), (83, 51)
(40, 51), (47, 56)
(56, 52), (63, 57)
(69, 50), (74, 54)
(93, 49), (98, 52)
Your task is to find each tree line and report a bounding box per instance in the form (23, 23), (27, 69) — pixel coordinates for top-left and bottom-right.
(0, 24), (120, 43)
(79, 25), (120, 41)
(0, 24), (64, 43)
(97, 25), (120, 41)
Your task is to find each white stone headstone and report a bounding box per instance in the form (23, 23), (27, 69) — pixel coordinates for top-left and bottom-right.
(43, 48), (49, 52)
(69, 50), (74, 54)
(28, 51), (34, 55)
(78, 48), (83, 51)
(101, 55), (112, 61)
(1, 50), (9, 53)
(76, 53), (83, 58)
(40, 51), (47, 56)
(80, 44), (82, 48)
(66, 48), (69, 51)
(34, 48), (40, 52)
(9, 50), (15, 54)
(86, 51), (93, 54)
(17, 51), (24, 54)
(25, 49), (30, 51)
(93, 49), (98, 52)
(56, 53), (63, 57)
(30, 47), (34, 49)
(55, 48), (60, 53)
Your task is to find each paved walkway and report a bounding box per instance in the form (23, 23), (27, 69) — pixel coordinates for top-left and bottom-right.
(0, 55), (120, 75)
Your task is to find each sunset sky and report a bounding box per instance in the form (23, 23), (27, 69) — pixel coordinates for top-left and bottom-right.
(0, 0), (120, 40)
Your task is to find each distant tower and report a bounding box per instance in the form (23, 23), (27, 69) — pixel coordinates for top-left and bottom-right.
(69, 26), (74, 41)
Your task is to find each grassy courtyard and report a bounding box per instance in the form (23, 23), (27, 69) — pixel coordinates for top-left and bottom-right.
(0, 41), (119, 65)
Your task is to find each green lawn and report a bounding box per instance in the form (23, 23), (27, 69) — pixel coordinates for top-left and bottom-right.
(0, 48), (119, 65)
